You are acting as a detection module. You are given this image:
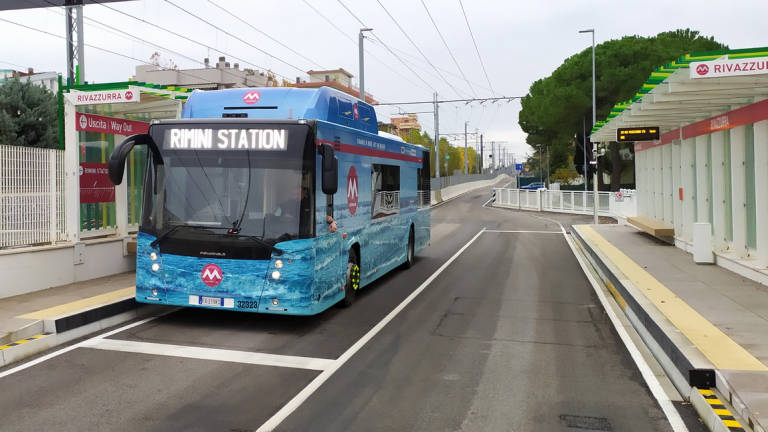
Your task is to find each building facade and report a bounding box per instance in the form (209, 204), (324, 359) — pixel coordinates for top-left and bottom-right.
(294, 68), (376, 104)
(134, 57), (276, 90)
(1, 68), (59, 92)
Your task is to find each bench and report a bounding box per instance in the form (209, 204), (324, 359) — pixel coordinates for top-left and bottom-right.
(627, 216), (674, 240)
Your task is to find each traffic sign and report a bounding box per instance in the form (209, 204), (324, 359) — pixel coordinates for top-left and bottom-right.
(515, 163), (523, 171)
(617, 127), (659, 142)
(445, 155), (450, 160)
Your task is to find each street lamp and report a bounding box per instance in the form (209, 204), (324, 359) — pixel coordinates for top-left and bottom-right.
(358, 28), (373, 102)
(579, 28), (598, 225)
(536, 144), (543, 184)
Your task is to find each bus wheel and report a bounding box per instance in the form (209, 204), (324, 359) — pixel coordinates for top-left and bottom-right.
(342, 249), (360, 307)
(404, 227), (415, 269)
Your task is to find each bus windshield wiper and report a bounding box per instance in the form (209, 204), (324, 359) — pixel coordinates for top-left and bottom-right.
(150, 224), (228, 248)
(226, 232), (283, 256)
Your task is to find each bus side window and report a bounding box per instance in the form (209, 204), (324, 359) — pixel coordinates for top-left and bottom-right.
(371, 164), (400, 219)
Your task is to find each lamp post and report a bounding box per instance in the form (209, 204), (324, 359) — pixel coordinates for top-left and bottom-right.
(579, 28), (598, 224)
(536, 144), (543, 184)
(358, 28), (373, 102)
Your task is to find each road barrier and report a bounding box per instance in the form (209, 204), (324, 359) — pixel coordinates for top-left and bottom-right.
(430, 168), (515, 191)
(493, 188), (637, 220)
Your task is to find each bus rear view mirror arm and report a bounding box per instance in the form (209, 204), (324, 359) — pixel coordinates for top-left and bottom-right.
(108, 133), (160, 185)
(320, 143), (338, 195)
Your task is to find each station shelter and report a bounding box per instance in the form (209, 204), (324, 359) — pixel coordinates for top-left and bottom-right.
(590, 47), (768, 282)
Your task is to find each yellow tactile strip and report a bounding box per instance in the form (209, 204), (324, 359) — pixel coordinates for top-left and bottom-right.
(19, 287), (135, 320)
(0, 333), (52, 350)
(577, 225), (768, 371)
(698, 389), (746, 431)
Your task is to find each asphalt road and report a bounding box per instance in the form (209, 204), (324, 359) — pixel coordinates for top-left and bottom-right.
(0, 183), (704, 432)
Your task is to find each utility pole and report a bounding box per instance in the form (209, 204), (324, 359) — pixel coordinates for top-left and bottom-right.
(583, 116), (588, 192)
(491, 141), (495, 170)
(358, 28), (373, 102)
(433, 92), (440, 178)
(65, 4), (85, 84)
(580, 28), (598, 224)
(546, 145), (551, 188)
(464, 121), (468, 174)
(480, 134), (484, 174)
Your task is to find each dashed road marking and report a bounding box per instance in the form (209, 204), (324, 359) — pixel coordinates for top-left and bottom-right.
(81, 338), (334, 371)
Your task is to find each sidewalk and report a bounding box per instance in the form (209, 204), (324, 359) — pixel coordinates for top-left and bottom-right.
(0, 272), (140, 367)
(574, 223), (768, 432)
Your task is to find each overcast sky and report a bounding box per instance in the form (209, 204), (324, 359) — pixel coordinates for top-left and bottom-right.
(2, 0), (767, 162)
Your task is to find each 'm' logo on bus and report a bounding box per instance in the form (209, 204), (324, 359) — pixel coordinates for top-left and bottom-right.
(242, 90), (261, 105)
(201, 264), (223, 287)
(347, 165), (358, 215)
(696, 64), (709, 76)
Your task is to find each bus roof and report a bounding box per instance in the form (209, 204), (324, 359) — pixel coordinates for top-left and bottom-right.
(182, 86), (379, 135)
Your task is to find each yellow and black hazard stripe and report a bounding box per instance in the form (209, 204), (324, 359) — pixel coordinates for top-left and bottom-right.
(698, 389), (746, 431)
(0, 333), (52, 350)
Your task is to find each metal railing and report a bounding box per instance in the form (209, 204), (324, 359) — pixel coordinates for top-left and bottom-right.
(430, 167), (515, 190)
(0, 145), (67, 249)
(493, 188), (634, 217)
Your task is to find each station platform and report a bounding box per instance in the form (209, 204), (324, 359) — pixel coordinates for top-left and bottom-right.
(573, 223), (768, 432)
(0, 272), (142, 367)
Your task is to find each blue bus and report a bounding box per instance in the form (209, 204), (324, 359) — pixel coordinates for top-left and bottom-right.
(108, 87), (431, 315)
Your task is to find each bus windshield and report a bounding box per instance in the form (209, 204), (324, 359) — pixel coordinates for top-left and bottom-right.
(141, 123), (314, 244)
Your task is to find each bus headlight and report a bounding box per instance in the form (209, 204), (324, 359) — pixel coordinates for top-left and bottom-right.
(271, 270), (281, 280)
(151, 263), (160, 272)
(150, 252), (158, 261)
(274, 259), (283, 269)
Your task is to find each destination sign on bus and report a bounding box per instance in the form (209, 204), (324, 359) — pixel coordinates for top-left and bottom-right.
(617, 127), (659, 142)
(164, 128), (288, 150)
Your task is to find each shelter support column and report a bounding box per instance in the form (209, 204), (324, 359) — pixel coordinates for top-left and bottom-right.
(754, 119), (768, 267)
(730, 126), (747, 257)
(63, 100), (80, 243)
(671, 141), (682, 238)
(115, 135), (128, 238)
(662, 143), (673, 226)
(695, 135), (710, 223)
(711, 131), (727, 252)
(653, 146), (663, 221)
(681, 138), (696, 244)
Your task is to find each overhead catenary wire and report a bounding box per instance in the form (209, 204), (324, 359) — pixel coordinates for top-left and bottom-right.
(457, 0), (496, 96)
(161, 0), (309, 76)
(374, 0), (467, 99)
(301, 0), (431, 96)
(40, 2), (251, 86)
(335, 0), (437, 95)
(207, 0), (325, 70)
(0, 16), (250, 88)
(84, 0), (294, 82)
(419, 0), (476, 98)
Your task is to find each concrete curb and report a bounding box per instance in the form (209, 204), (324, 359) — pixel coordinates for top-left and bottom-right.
(571, 226), (757, 432)
(0, 300), (161, 369)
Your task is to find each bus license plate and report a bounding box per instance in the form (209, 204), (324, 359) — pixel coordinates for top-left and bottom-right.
(189, 295), (234, 308)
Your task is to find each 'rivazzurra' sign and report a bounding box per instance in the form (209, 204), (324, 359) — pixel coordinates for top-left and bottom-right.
(164, 128), (288, 150)
(690, 56), (768, 79)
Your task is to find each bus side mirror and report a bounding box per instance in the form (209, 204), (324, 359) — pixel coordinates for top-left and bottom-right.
(108, 133), (157, 185)
(320, 144), (338, 195)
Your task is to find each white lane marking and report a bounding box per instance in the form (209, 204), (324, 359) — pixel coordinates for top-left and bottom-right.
(81, 339), (333, 371)
(563, 232), (689, 432)
(256, 228), (487, 432)
(0, 312), (170, 380)
(484, 230), (563, 234)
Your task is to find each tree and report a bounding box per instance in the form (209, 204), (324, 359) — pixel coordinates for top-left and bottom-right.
(519, 29), (726, 190)
(0, 78), (58, 148)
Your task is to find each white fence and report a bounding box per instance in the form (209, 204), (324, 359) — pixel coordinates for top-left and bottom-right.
(0, 145), (67, 249)
(493, 188), (637, 219)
